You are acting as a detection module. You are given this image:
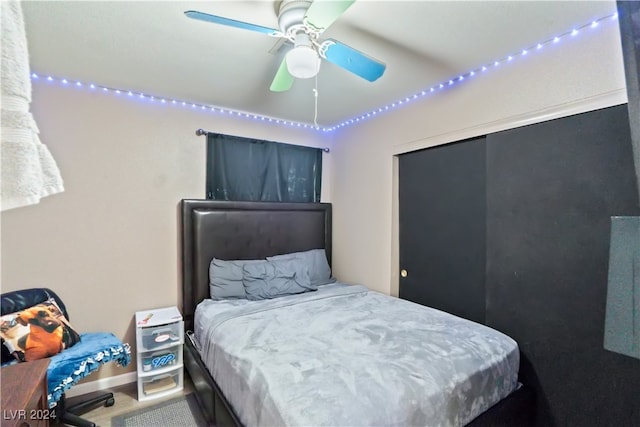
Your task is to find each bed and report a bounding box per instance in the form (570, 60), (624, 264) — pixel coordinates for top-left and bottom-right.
(180, 199), (534, 427)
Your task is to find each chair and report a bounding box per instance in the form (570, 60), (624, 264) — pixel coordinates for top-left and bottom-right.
(1, 288), (131, 427)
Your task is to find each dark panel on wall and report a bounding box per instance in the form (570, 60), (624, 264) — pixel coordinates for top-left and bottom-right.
(399, 137), (486, 324)
(486, 104), (640, 426)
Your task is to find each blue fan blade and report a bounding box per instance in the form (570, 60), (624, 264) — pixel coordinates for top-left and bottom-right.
(322, 39), (386, 82)
(184, 10), (280, 36)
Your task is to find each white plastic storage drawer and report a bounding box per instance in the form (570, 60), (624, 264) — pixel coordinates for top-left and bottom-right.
(141, 368), (183, 397)
(136, 321), (183, 352)
(139, 348), (182, 373)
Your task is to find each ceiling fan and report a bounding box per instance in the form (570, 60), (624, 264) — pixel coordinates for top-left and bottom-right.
(184, 0), (386, 92)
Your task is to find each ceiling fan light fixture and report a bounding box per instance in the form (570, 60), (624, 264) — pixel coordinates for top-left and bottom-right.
(286, 46), (320, 79)
(286, 33), (320, 79)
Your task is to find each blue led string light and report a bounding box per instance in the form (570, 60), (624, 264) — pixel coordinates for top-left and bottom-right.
(31, 11), (618, 134)
(30, 73), (328, 131)
(327, 10), (619, 131)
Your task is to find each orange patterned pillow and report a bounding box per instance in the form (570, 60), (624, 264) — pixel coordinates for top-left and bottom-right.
(0, 298), (81, 362)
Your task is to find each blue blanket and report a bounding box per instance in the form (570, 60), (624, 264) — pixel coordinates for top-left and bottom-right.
(195, 283), (519, 427)
(47, 332), (131, 408)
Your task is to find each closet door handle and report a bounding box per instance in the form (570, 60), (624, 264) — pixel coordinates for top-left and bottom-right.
(400, 269), (408, 278)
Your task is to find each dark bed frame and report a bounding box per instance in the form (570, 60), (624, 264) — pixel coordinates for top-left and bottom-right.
(179, 199), (535, 427)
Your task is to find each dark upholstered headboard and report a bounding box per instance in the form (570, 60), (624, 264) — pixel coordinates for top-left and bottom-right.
(180, 200), (332, 330)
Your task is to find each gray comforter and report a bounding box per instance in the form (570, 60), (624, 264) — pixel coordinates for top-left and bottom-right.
(194, 283), (519, 427)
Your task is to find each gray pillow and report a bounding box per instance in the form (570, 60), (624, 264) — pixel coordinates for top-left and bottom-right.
(267, 249), (336, 287)
(209, 258), (264, 300)
(242, 259), (316, 300)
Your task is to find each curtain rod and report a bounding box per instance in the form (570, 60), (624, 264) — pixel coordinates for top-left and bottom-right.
(195, 129), (330, 153)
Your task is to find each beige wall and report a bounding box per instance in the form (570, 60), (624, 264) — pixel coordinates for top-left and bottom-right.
(0, 83), (332, 378)
(329, 18), (628, 296)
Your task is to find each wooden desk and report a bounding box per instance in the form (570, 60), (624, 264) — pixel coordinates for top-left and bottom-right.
(1, 359), (51, 427)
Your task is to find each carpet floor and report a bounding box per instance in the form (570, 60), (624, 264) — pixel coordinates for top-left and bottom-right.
(110, 393), (209, 427)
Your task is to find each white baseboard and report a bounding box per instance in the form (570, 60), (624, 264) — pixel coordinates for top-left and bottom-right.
(64, 372), (137, 397)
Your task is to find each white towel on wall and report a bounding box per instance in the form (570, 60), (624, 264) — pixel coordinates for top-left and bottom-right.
(1, 0), (64, 211)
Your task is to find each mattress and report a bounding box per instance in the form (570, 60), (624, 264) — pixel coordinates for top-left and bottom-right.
(194, 283), (519, 427)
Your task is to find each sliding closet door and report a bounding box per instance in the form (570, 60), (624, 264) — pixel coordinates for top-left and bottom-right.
(398, 104), (639, 426)
(398, 136), (486, 324)
(486, 104), (640, 426)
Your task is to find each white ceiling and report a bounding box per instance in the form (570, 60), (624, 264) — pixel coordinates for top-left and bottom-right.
(22, 1), (617, 127)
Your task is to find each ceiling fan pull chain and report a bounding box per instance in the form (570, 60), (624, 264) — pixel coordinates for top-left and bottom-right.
(313, 72), (319, 129)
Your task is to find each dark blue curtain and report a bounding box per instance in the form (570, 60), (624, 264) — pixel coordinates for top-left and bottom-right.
(206, 133), (322, 202)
